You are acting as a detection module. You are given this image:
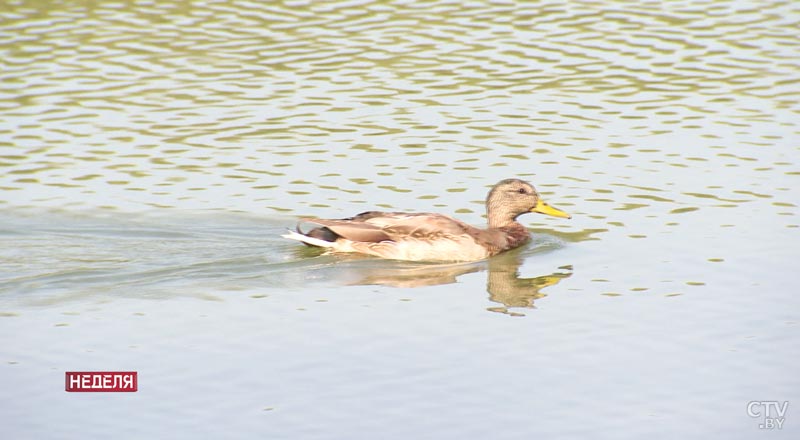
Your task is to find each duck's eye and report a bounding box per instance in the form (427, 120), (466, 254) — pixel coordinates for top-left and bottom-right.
(517, 188), (527, 194)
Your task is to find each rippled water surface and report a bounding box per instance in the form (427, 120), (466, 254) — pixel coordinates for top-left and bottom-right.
(1, 1), (799, 438)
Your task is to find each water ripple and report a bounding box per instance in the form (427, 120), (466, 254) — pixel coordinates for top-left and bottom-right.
(0, 0), (797, 289)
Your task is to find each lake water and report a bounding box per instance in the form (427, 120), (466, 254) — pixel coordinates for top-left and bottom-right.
(1, 0), (799, 438)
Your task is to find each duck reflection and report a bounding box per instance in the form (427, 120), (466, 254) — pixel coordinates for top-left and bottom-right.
(350, 261), (482, 288)
(337, 247), (572, 315)
(484, 249), (572, 316)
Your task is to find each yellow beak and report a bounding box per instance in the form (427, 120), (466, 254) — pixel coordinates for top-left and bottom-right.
(531, 199), (571, 219)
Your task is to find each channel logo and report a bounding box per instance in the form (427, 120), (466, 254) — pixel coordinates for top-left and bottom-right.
(65, 371), (138, 392)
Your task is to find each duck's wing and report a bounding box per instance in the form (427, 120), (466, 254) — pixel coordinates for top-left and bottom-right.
(301, 212), (479, 243)
(374, 213), (478, 239)
(300, 215), (393, 243)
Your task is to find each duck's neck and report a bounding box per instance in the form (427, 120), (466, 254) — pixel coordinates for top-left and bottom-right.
(487, 213), (518, 229)
(486, 202), (519, 229)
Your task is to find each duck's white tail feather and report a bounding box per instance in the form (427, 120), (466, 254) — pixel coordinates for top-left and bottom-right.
(281, 230), (335, 248)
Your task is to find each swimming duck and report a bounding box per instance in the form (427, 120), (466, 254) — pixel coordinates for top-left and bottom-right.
(282, 178), (570, 262)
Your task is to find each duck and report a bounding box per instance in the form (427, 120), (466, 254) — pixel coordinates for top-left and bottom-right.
(282, 178), (571, 262)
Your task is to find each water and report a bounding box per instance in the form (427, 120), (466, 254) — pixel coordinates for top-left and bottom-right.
(1, 0), (799, 438)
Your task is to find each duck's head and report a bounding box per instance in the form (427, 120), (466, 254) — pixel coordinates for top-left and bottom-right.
(486, 178), (571, 228)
